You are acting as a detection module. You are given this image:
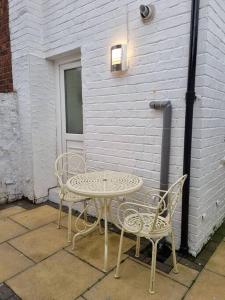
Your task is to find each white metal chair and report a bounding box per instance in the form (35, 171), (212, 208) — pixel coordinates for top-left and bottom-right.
(55, 152), (100, 242)
(114, 175), (187, 294)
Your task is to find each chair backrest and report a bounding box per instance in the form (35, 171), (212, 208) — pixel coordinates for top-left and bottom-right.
(153, 175), (187, 228)
(55, 152), (86, 187)
(167, 174), (187, 220)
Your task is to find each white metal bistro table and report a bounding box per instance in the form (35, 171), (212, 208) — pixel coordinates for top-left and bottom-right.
(66, 170), (143, 272)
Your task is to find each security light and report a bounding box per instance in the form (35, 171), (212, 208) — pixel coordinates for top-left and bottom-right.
(111, 44), (127, 73)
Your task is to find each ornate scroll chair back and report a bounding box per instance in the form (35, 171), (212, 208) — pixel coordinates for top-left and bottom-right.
(166, 174), (187, 223)
(54, 152), (88, 243)
(55, 152), (86, 188)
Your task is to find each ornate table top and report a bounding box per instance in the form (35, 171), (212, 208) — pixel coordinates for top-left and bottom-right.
(66, 170), (143, 197)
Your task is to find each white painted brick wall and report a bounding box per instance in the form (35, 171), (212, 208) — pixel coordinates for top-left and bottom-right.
(192, 0), (225, 255)
(0, 93), (22, 203)
(7, 0), (225, 254)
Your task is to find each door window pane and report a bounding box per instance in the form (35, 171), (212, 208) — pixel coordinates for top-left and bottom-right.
(64, 67), (83, 134)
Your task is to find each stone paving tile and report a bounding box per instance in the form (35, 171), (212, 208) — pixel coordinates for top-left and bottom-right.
(10, 205), (64, 230)
(84, 259), (187, 300)
(184, 269), (225, 300)
(7, 250), (103, 300)
(0, 243), (33, 282)
(0, 206), (26, 219)
(0, 218), (27, 244)
(205, 241), (225, 276)
(168, 263), (199, 287)
(66, 230), (135, 272)
(55, 214), (91, 233)
(9, 223), (68, 262)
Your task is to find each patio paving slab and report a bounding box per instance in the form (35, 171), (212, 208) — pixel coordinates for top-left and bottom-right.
(84, 259), (187, 300)
(9, 223), (68, 262)
(66, 230), (135, 272)
(0, 243), (33, 282)
(184, 269), (225, 300)
(0, 206), (26, 219)
(0, 218), (27, 244)
(168, 263), (199, 287)
(55, 214), (91, 232)
(10, 205), (63, 230)
(7, 250), (103, 300)
(205, 241), (225, 276)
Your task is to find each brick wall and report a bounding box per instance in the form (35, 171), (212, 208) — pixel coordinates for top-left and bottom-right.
(0, 93), (22, 203)
(7, 0), (225, 254)
(0, 0), (13, 93)
(195, 0), (225, 254)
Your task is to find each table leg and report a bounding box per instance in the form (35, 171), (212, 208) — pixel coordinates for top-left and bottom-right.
(72, 199), (102, 250)
(103, 199), (109, 272)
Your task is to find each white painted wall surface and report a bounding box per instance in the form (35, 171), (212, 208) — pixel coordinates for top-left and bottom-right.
(7, 0), (225, 254)
(194, 0), (225, 254)
(0, 93), (22, 203)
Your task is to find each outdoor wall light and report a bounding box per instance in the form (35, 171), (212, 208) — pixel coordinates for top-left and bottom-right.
(111, 44), (128, 73)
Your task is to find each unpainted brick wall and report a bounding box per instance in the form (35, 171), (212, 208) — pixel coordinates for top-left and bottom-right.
(0, 0), (13, 92)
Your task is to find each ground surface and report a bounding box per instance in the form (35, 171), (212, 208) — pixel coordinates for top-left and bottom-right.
(0, 201), (224, 300)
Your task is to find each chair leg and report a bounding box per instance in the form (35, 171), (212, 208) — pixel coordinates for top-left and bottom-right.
(67, 204), (72, 243)
(149, 239), (159, 294)
(57, 198), (63, 229)
(114, 228), (124, 279)
(171, 230), (179, 274)
(135, 236), (141, 258)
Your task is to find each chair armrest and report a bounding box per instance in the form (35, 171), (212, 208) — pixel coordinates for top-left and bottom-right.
(145, 188), (167, 195)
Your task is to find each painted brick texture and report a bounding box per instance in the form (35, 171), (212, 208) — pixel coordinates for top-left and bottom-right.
(195, 0), (225, 254)
(0, 0), (13, 92)
(0, 93), (22, 203)
(7, 0), (225, 255)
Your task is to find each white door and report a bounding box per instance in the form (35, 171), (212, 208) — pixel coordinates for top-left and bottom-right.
(59, 61), (84, 154)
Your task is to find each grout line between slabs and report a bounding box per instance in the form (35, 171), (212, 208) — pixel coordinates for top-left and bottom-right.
(3, 246), (70, 284)
(63, 248), (105, 274)
(6, 241), (37, 265)
(0, 218), (68, 247)
(5, 217), (31, 231)
(8, 213), (66, 232)
(204, 267), (225, 278)
(181, 265), (204, 300)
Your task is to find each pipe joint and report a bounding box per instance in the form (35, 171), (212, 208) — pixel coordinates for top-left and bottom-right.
(185, 91), (196, 103)
(149, 101), (171, 110)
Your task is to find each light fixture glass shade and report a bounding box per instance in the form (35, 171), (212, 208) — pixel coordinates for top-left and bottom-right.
(111, 44), (127, 72)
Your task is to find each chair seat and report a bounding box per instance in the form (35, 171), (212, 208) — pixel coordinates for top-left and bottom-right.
(124, 213), (170, 238)
(60, 191), (89, 203)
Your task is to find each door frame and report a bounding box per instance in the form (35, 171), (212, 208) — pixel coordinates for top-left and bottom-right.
(55, 55), (83, 156)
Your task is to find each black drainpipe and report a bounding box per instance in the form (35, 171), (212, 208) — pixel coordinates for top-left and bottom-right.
(180, 0), (200, 255)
